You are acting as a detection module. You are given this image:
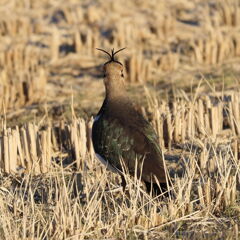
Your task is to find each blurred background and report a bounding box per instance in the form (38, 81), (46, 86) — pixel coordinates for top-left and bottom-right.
(0, 2), (240, 238)
(0, 0), (240, 126)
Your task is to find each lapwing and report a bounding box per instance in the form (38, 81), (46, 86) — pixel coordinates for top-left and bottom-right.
(92, 48), (168, 195)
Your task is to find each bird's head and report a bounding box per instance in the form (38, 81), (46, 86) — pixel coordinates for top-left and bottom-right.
(97, 48), (126, 98)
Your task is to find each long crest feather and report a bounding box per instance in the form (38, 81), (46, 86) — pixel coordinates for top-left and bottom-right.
(96, 47), (126, 63)
(112, 47), (126, 59)
(96, 48), (112, 59)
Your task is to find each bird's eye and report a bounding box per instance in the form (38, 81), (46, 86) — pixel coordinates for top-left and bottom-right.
(103, 74), (106, 78)
(121, 73), (124, 78)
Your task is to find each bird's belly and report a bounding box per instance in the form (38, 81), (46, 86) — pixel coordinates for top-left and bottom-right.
(95, 153), (119, 173)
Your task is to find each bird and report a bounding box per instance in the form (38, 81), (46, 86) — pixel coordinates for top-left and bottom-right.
(92, 48), (168, 195)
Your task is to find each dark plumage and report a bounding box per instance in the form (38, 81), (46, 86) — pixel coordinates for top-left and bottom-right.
(92, 48), (167, 194)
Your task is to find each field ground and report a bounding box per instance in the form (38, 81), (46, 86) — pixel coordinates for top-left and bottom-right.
(0, 0), (240, 239)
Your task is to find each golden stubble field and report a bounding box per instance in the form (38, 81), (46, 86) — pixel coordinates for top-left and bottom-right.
(0, 0), (240, 239)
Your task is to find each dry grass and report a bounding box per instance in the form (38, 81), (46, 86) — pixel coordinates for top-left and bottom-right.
(0, 0), (240, 114)
(0, 0), (240, 239)
(0, 90), (240, 239)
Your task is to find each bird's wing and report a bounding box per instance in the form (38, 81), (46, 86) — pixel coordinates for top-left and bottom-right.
(92, 109), (166, 183)
(123, 110), (166, 183)
(132, 111), (163, 156)
(92, 115), (136, 172)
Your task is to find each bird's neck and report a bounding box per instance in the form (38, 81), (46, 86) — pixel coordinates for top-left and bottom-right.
(104, 80), (126, 102)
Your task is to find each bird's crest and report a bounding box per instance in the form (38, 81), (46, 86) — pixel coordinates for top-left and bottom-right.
(96, 47), (126, 65)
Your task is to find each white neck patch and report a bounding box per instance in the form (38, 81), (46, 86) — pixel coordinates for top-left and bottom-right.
(94, 114), (101, 123)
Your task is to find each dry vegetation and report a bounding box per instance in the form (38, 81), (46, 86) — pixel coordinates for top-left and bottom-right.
(0, 0), (240, 239)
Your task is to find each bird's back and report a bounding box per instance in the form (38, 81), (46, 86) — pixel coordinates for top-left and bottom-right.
(92, 97), (166, 184)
